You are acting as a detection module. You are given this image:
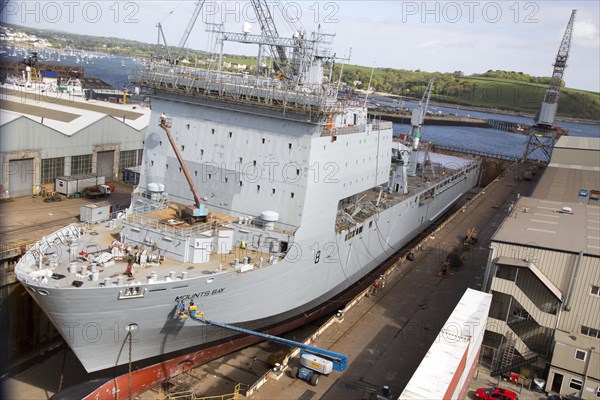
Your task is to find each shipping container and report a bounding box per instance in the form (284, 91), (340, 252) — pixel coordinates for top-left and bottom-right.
(56, 174), (105, 196)
(80, 201), (112, 223)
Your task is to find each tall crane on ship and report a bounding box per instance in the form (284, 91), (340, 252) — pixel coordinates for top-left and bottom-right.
(155, 1), (206, 64)
(251, 0), (289, 73)
(523, 9), (576, 163)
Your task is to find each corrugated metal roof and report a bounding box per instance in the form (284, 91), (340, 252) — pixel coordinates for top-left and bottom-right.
(554, 136), (600, 151)
(400, 289), (492, 400)
(0, 89), (150, 134)
(533, 167), (600, 203)
(492, 197), (600, 256)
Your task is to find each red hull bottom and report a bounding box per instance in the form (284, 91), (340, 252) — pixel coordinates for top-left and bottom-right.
(83, 304), (340, 399)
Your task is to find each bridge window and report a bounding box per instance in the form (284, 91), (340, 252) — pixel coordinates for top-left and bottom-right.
(212, 128), (215, 135)
(257, 185), (260, 192)
(262, 138), (265, 144)
(289, 143), (292, 149)
(291, 192), (294, 198)
(229, 132), (233, 138)
(181, 145), (185, 151)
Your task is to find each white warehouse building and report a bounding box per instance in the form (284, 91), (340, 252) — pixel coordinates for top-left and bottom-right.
(0, 89), (150, 197)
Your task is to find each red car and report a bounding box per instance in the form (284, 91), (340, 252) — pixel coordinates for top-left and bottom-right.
(475, 387), (519, 400)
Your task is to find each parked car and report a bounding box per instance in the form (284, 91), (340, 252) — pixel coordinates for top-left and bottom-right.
(475, 387), (519, 400)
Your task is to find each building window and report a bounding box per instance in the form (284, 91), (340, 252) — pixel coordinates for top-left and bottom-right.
(569, 378), (583, 391)
(575, 349), (587, 361)
(41, 157), (64, 184)
(119, 149), (142, 171)
(71, 154), (92, 175)
(596, 387), (600, 398)
(592, 285), (600, 296)
(581, 325), (600, 339)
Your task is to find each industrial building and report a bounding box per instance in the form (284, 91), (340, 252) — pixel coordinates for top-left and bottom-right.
(401, 289), (492, 399)
(482, 136), (600, 397)
(0, 86), (150, 197)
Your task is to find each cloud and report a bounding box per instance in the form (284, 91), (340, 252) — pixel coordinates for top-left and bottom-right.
(574, 20), (600, 48)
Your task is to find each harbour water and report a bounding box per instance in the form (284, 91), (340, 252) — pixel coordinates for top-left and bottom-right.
(3, 48), (598, 159)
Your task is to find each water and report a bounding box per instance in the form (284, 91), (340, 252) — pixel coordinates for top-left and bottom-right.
(5, 47), (598, 158)
(393, 124), (529, 158)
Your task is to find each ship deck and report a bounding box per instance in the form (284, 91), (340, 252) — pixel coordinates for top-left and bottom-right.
(336, 150), (479, 232)
(20, 209), (276, 290)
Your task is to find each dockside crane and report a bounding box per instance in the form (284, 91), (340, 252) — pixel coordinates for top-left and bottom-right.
(523, 9), (576, 163)
(190, 315), (348, 386)
(407, 77), (435, 176)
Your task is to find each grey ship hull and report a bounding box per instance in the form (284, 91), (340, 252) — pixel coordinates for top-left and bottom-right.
(19, 168), (478, 373)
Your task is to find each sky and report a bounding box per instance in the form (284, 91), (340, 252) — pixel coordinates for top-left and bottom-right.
(3, 1), (599, 92)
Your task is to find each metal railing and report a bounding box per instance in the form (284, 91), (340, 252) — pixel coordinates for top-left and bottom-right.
(132, 66), (339, 113)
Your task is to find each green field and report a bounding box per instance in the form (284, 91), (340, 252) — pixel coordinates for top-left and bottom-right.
(335, 65), (599, 122)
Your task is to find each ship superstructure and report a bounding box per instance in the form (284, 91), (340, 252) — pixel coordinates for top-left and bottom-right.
(14, 18), (480, 374)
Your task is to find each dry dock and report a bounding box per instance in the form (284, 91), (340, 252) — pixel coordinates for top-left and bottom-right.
(3, 163), (542, 399)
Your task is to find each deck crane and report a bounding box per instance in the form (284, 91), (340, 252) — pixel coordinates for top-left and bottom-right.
(158, 115), (207, 224)
(407, 77), (435, 176)
(190, 315), (348, 386)
(524, 9), (576, 163)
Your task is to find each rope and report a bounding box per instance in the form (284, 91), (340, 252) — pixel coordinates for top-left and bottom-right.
(128, 331), (133, 400)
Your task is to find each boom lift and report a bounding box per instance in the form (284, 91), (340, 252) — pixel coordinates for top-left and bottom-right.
(190, 315), (348, 386)
(158, 115), (207, 224)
